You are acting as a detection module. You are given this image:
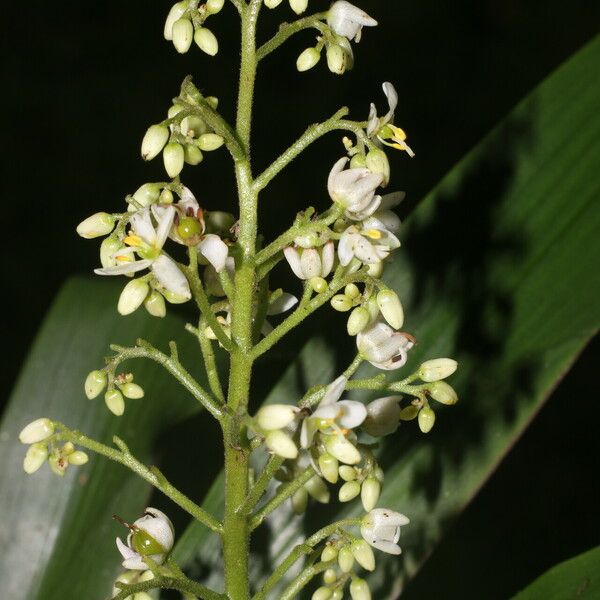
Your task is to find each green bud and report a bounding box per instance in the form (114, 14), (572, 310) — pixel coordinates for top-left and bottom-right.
(162, 287), (190, 304)
(310, 276), (328, 294)
(163, 142), (185, 178)
(132, 182), (162, 208)
(347, 306), (370, 336)
(331, 590), (343, 600)
(366, 296), (380, 321)
(326, 44), (347, 75)
(350, 153), (367, 168)
(206, 0), (225, 13)
(292, 486), (308, 515)
(76, 212), (115, 239)
(144, 290), (167, 318)
(85, 369), (107, 399)
(159, 187), (174, 204)
(164, 1), (187, 40)
(198, 133), (225, 151)
(338, 465), (357, 481)
(399, 405), (419, 421)
(351, 539), (376, 571)
(194, 27), (219, 56)
(366, 148), (391, 187)
(339, 480), (361, 502)
(206, 211), (235, 234)
(120, 382), (145, 399)
(428, 380), (458, 405)
(376, 289), (404, 329)
(360, 477), (381, 512)
(296, 47), (321, 72)
(338, 545), (355, 572)
(419, 358), (458, 382)
(321, 544), (338, 562)
(305, 475), (330, 504)
(67, 450), (89, 466)
(184, 144), (203, 165)
(323, 568), (337, 585)
(312, 587), (332, 600)
(318, 453), (339, 484)
(118, 279), (150, 316)
(23, 443), (48, 474)
(172, 18), (194, 54)
(350, 578), (372, 600)
(141, 124), (169, 161)
(418, 405), (436, 433)
(331, 294), (352, 312)
(345, 283), (360, 299)
(105, 389), (125, 416)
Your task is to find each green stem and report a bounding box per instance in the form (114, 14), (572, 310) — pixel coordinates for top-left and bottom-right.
(197, 319), (226, 403)
(278, 561), (332, 600)
(113, 574), (225, 600)
(239, 454), (284, 514)
(54, 425), (223, 533)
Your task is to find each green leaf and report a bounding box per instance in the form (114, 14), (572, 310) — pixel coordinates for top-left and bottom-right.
(0, 277), (209, 600)
(511, 546), (600, 600)
(173, 37), (600, 597)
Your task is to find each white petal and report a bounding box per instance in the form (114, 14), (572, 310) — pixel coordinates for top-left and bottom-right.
(367, 102), (379, 137)
(338, 230), (356, 267)
(267, 292), (298, 315)
(130, 209), (156, 245)
(199, 234), (228, 272)
(300, 418), (317, 449)
(320, 241), (335, 277)
(116, 537), (136, 560)
(151, 255), (191, 299)
(122, 555), (148, 570)
(300, 248), (322, 279)
(179, 186), (199, 211)
(372, 539), (402, 555)
(321, 375), (348, 406)
(284, 247), (306, 279)
(353, 237), (380, 264)
(379, 191), (405, 210)
(327, 157), (350, 199)
(382, 81), (398, 124)
(154, 205), (176, 249)
(337, 400), (367, 429)
(94, 259), (153, 276)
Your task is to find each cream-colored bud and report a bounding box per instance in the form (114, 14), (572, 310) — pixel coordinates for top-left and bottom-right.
(418, 405), (436, 433)
(184, 144), (203, 165)
(172, 18), (194, 53)
(100, 236), (121, 268)
(366, 148), (390, 187)
(419, 358), (458, 382)
(164, 1), (187, 40)
(23, 443), (48, 474)
(19, 418), (54, 444)
(310, 276), (328, 294)
(105, 389), (125, 416)
(323, 568), (337, 585)
(351, 539), (376, 571)
(345, 283), (360, 299)
(360, 477), (381, 512)
(159, 188), (174, 204)
(350, 578), (372, 600)
(85, 369), (107, 399)
(363, 396), (401, 437)
(163, 142), (185, 178)
(312, 587), (332, 600)
(339, 480), (361, 502)
(318, 453), (339, 484)
(377, 289), (404, 329)
(132, 182), (162, 208)
(265, 430), (298, 459)
(326, 44), (347, 75)
(120, 382), (145, 399)
(296, 47), (321, 72)
(206, 0), (225, 13)
(144, 290), (167, 318)
(305, 475), (330, 504)
(194, 27), (219, 56)
(197, 133), (225, 151)
(141, 124), (169, 161)
(347, 306), (370, 336)
(338, 546), (355, 572)
(331, 590), (343, 600)
(366, 261), (384, 278)
(256, 404), (298, 431)
(331, 294), (352, 312)
(264, 0), (283, 6)
(290, 0), (308, 14)
(339, 465), (357, 481)
(324, 435), (361, 465)
(429, 380), (459, 405)
(321, 544), (338, 562)
(399, 405), (419, 420)
(68, 451), (89, 466)
(118, 279), (150, 316)
(292, 486), (308, 514)
(76, 212), (115, 239)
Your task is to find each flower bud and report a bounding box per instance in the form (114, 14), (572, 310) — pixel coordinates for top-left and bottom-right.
(172, 18), (194, 53)
(310, 276), (328, 294)
(164, 1), (187, 40)
(197, 133), (225, 151)
(292, 486), (308, 514)
(23, 443), (48, 474)
(141, 124), (169, 161)
(118, 279), (150, 316)
(265, 430), (298, 459)
(326, 44), (347, 75)
(323, 568), (337, 585)
(366, 261), (384, 278)
(194, 27), (219, 56)
(339, 480), (361, 502)
(256, 404), (298, 431)
(376, 289), (404, 329)
(338, 545), (355, 572)
(428, 380), (458, 405)
(419, 358), (458, 382)
(296, 47), (321, 72)
(159, 188), (174, 204)
(418, 405), (436, 433)
(120, 382), (145, 399)
(331, 591), (343, 600)
(324, 434), (361, 464)
(68, 450), (89, 466)
(366, 148), (390, 187)
(76, 212), (115, 239)
(321, 544), (338, 562)
(290, 0), (308, 14)
(345, 283), (360, 299)
(19, 418), (54, 444)
(351, 539), (376, 571)
(338, 465), (357, 481)
(312, 587), (332, 600)
(264, 0), (283, 6)
(399, 405), (419, 420)
(331, 294), (352, 312)
(363, 396), (401, 437)
(105, 389), (125, 416)
(350, 578), (372, 600)
(61, 442), (75, 455)
(163, 142), (185, 178)
(162, 287), (190, 304)
(184, 144), (203, 165)
(360, 477), (381, 512)
(347, 306), (370, 336)
(318, 453), (339, 484)
(85, 369), (107, 399)
(144, 290), (167, 318)
(206, 0), (225, 13)
(305, 475), (330, 504)
(100, 236), (122, 268)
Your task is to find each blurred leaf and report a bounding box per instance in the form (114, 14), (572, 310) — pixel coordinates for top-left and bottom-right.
(0, 277), (210, 600)
(511, 546), (600, 600)
(173, 36), (600, 597)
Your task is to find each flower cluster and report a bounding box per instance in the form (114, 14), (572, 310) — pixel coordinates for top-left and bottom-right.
(85, 369), (145, 416)
(164, 0), (224, 55)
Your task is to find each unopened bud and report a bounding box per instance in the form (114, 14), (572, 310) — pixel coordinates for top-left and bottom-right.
(351, 539), (376, 571)
(292, 486), (308, 514)
(419, 358), (458, 382)
(305, 475), (330, 504)
(399, 405), (419, 421)
(366, 148), (391, 187)
(120, 382), (145, 399)
(118, 279), (150, 316)
(100, 236), (122, 268)
(77, 212), (115, 239)
(339, 480), (361, 502)
(172, 18), (194, 54)
(290, 0), (308, 14)
(324, 434), (361, 464)
(265, 430), (298, 459)
(264, 0), (283, 7)
(366, 261), (384, 278)
(85, 370), (107, 399)
(360, 477), (381, 512)
(339, 465), (357, 481)
(331, 294), (352, 312)
(162, 287), (189, 304)
(164, 1), (187, 40)
(363, 396), (401, 437)
(323, 568), (337, 585)
(318, 453), (339, 484)
(345, 283), (360, 299)
(163, 142), (185, 178)
(68, 450), (89, 466)
(256, 404), (298, 431)
(132, 182), (162, 209)
(296, 47), (321, 72)
(321, 544), (338, 562)
(19, 418), (54, 444)
(23, 443), (48, 474)
(310, 276), (328, 294)
(377, 289), (404, 329)
(312, 587), (332, 600)
(350, 578), (372, 600)
(197, 133), (224, 151)
(347, 306), (370, 336)
(350, 154), (367, 168)
(418, 405), (436, 433)
(144, 290), (167, 318)
(429, 380), (458, 405)
(141, 124), (169, 161)
(338, 545), (355, 572)
(194, 27), (219, 56)
(326, 44), (347, 75)
(206, 0), (225, 14)
(105, 389), (125, 416)
(184, 144), (203, 166)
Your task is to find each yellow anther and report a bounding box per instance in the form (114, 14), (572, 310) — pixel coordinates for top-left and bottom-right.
(115, 255), (133, 263)
(124, 235), (143, 247)
(388, 124), (407, 141)
(365, 229), (383, 240)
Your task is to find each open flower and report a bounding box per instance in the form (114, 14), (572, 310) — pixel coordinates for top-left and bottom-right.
(338, 218), (400, 267)
(357, 322), (414, 370)
(361, 508), (409, 555)
(367, 82), (415, 157)
(116, 508), (174, 570)
(284, 242), (335, 280)
(327, 1), (378, 42)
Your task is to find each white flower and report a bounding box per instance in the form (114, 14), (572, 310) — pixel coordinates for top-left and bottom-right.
(284, 241), (335, 280)
(116, 508), (174, 570)
(356, 322), (414, 370)
(328, 157), (383, 219)
(327, 1), (378, 43)
(19, 418), (54, 444)
(361, 508), (409, 555)
(338, 218), (400, 267)
(367, 82), (415, 157)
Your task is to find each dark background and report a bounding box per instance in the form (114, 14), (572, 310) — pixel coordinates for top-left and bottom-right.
(2, 1), (599, 597)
